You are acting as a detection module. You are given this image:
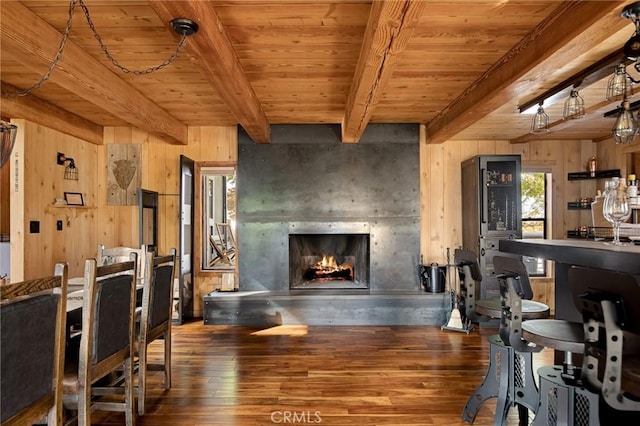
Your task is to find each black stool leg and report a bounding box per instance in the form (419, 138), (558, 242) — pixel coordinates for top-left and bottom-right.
(533, 365), (600, 426)
(463, 335), (504, 423)
(463, 335), (540, 425)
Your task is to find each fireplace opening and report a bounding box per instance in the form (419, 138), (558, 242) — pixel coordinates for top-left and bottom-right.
(289, 233), (369, 290)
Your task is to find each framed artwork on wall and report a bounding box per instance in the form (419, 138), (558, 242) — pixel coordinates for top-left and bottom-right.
(64, 192), (84, 206)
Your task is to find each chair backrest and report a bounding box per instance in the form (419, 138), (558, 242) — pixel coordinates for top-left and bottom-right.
(569, 266), (640, 412)
(0, 264), (68, 425)
(454, 248), (482, 322)
(140, 248), (177, 339)
(493, 255), (541, 352)
(97, 244), (147, 280)
(216, 223), (235, 251)
(492, 255), (533, 300)
(79, 255), (137, 382)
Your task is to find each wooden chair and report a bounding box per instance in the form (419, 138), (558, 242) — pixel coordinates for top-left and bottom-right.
(62, 256), (138, 426)
(216, 223), (236, 260)
(0, 264), (68, 426)
(208, 235), (233, 266)
(462, 254), (550, 426)
(136, 248), (177, 415)
(570, 266), (640, 419)
(97, 244), (147, 281)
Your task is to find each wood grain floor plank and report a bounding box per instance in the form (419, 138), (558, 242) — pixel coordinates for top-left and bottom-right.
(88, 322), (555, 425)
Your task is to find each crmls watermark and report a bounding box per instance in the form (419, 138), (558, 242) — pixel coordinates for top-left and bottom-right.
(270, 410), (322, 423)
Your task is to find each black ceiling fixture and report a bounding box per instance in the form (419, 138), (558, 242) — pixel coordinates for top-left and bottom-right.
(170, 18), (199, 37)
(517, 48), (625, 114)
(622, 1), (640, 59)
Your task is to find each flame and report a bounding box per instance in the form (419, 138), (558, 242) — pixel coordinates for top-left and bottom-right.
(320, 255), (337, 269)
(307, 253), (354, 281)
(313, 254), (351, 274)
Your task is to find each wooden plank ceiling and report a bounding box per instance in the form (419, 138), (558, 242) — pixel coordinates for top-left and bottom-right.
(0, 0), (637, 145)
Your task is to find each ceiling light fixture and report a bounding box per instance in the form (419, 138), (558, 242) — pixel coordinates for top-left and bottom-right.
(623, 2), (640, 59)
(0, 121), (18, 169)
(611, 99), (639, 144)
(562, 89), (586, 120)
(0, 0), (198, 98)
(518, 48), (624, 115)
(606, 62), (634, 101)
(530, 103), (550, 134)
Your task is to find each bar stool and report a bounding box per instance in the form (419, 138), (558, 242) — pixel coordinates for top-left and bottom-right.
(521, 320), (593, 426)
(494, 258), (598, 426)
(570, 266), (640, 423)
(461, 254), (550, 426)
(454, 248), (496, 325)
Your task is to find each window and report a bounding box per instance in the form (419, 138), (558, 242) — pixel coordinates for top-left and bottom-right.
(521, 171), (550, 276)
(201, 167), (236, 270)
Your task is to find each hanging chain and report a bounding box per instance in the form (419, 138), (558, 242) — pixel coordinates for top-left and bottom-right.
(1, 0), (189, 98)
(78, 0), (187, 76)
(1, 0), (78, 97)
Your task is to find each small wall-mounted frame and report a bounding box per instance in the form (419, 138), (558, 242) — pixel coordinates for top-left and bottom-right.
(64, 192), (84, 206)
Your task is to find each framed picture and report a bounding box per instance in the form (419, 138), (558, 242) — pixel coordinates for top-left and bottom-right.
(64, 192), (84, 206)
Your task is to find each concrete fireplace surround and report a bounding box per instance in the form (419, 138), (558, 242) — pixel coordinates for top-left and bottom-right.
(204, 124), (448, 326)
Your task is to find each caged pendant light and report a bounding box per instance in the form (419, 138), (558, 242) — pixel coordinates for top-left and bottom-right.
(0, 121), (18, 169)
(611, 99), (639, 144)
(606, 63), (634, 101)
(530, 103), (550, 134)
(562, 90), (586, 120)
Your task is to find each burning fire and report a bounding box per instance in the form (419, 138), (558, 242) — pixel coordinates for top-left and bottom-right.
(306, 254), (354, 281)
(319, 254), (338, 269)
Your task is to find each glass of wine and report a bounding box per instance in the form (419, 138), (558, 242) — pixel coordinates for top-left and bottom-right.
(603, 181), (632, 245)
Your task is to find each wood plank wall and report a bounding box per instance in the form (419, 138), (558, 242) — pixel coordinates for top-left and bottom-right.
(10, 119), (98, 280)
(99, 126), (237, 318)
(9, 122), (236, 287)
(419, 126), (631, 311)
(9, 120), (634, 314)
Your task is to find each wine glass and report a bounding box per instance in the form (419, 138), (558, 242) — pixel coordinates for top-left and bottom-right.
(603, 183), (632, 245)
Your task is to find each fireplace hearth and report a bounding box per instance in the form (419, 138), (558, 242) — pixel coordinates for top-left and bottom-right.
(289, 222), (369, 290)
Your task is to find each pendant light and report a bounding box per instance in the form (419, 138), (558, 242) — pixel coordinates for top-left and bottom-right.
(562, 90), (585, 120)
(611, 99), (639, 144)
(530, 103), (550, 134)
(0, 121), (18, 169)
(606, 63), (633, 101)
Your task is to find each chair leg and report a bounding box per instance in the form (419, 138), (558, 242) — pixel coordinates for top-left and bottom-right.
(78, 383), (90, 426)
(124, 357), (136, 426)
(513, 350), (539, 422)
(138, 344), (147, 416)
(462, 335), (504, 423)
(463, 335), (540, 425)
(164, 331), (171, 390)
(494, 339), (513, 426)
(533, 365), (600, 426)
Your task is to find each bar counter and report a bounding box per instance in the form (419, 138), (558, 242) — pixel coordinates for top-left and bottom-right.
(499, 239), (640, 323)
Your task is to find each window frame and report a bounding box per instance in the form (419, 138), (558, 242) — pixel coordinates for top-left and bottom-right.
(195, 162), (237, 274)
(520, 169), (552, 278)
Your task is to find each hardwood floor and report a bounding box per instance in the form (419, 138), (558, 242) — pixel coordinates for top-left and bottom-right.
(91, 321), (554, 425)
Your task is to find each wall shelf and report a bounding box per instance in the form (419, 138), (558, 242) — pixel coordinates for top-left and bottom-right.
(46, 204), (94, 219)
(567, 202), (591, 210)
(567, 169), (620, 180)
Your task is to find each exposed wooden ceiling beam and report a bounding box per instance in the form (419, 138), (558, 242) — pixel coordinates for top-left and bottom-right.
(425, 1), (629, 144)
(1, 82), (103, 145)
(341, 0), (426, 144)
(0, 2), (187, 145)
(149, 0), (271, 144)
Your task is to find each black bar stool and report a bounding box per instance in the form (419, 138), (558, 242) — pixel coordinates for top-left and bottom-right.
(461, 254), (550, 426)
(571, 266), (640, 423)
